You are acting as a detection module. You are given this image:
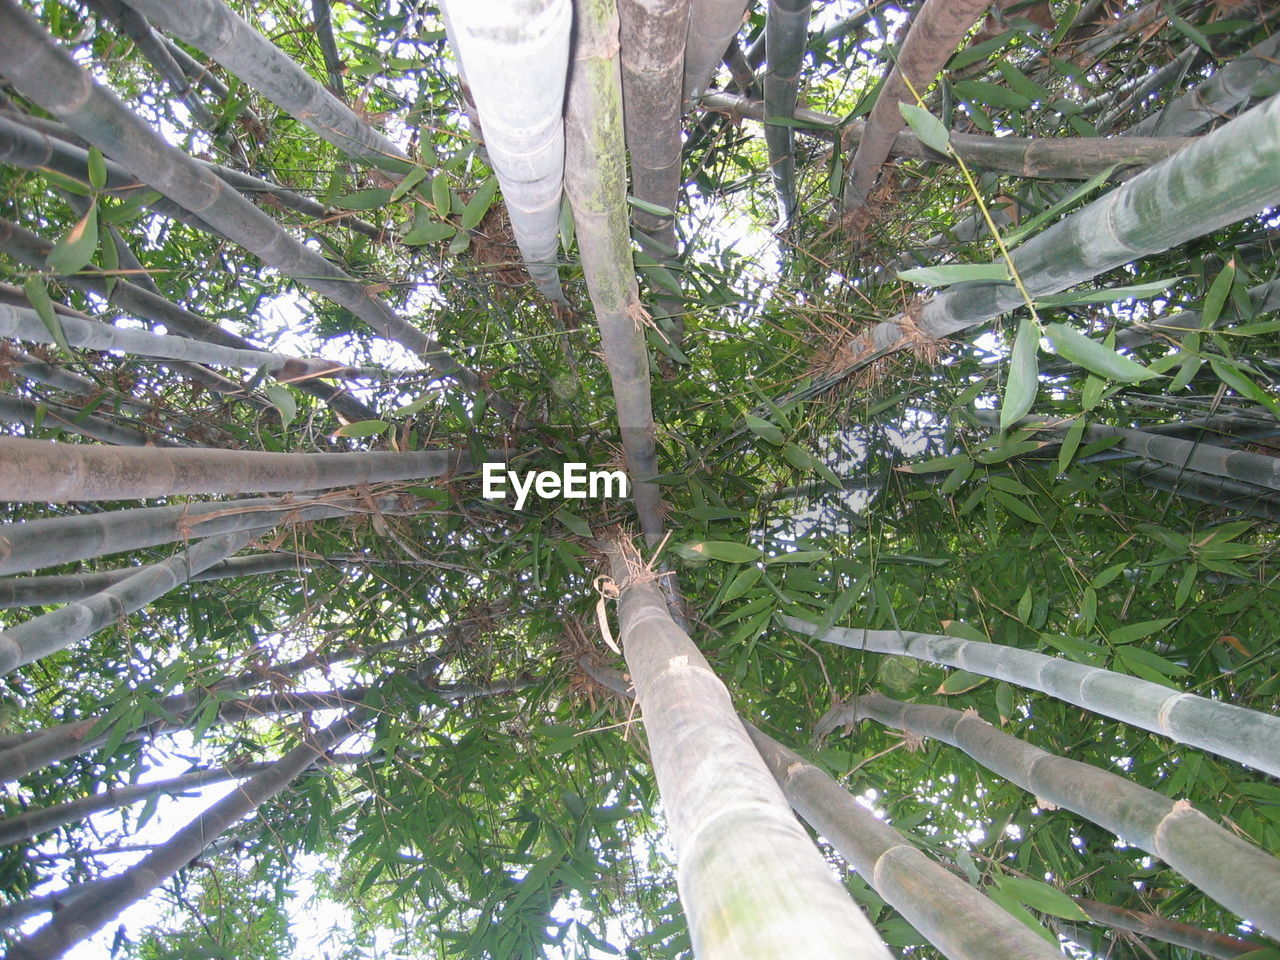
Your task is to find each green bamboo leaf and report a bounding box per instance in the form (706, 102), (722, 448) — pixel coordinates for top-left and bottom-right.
(995, 876), (1090, 921)
(333, 188), (393, 210)
(87, 146), (107, 190)
(721, 567), (762, 603)
(952, 79), (1033, 111)
(98, 229), (118, 297)
(402, 222), (457, 245)
(744, 413), (784, 445)
(332, 419), (389, 438)
(766, 549), (829, 564)
(389, 166), (428, 202)
(461, 176), (499, 231)
(46, 202), (99, 276)
(1004, 164), (1116, 247)
(1001, 316), (1039, 431)
(1208, 358), (1280, 418)
(626, 196), (675, 217)
(554, 507), (592, 538)
(940, 459), (974, 494)
(1057, 417), (1087, 473)
(943, 620), (988, 643)
(995, 681), (1014, 724)
(935, 670), (989, 695)
(896, 453), (971, 474)
(897, 263), (1011, 286)
(1174, 564), (1198, 610)
(898, 103), (952, 155)
(1044, 323), (1155, 382)
(1037, 277), (1182, 306)
(682, 541), (762, 563)
(264, 384), (296, 429)
(1110, 618), (1176, 644)
(1200, 258), (1236, 329)
(23, 277), (72, 356)
(984, 887), (1060, 945)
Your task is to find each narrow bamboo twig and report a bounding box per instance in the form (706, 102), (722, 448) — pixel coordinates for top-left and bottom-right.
(565, 0), (666, 545)
(784, 617), (1280, 778)
(442, 0), (570, 305)
(762, 0), (810, 227)
(832, 691), (1280, 937)
(700, 90), (1192, 179)
(840, 0), (992, 219)
(0, 304), (400, 382)
(0, 437), (486, 502)
(0, 553), (304, 609)
(0, 2), (487, 402)
(832, 92), (1280, 366)
(0, 530), (255, 674)
(0, 490), (419, 576)
(603, 536), (893, 960)
(746, 724), (1065, 960)
(4, 705), (369, 960)
(118, 0), (403, 166)
(0, 216), (378, 423)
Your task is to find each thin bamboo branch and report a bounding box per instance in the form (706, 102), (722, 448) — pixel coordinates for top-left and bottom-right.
(784, 616), (1280, 778)
(1073, 897), (1264, 959)
(841, 0), (992, 218)
(565, 0), (666, 545)
(603, 537), (892, 960)
(0, 530), (255, 674)
(0, 3), (486, 401)
(4, 706), (368, 960)
(0, 553), (304, 609)
(701, 90), (1191, 179)
(747, 724), (1065, 960)
(837, 692), (1280, 937)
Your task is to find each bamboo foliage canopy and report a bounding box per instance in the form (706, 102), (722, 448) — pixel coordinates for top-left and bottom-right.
(0, 0), (1279, 958)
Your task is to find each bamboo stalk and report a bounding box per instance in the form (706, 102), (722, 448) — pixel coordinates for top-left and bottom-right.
(0, 530), (255, 674)
(566, 0), (667, 545)
(839, 692), (1280, 937)
(0, 1), (486, 400)
(747, 725), (1066, 960)
(762, 0), (810, 227)
(4, 706), (368, 959)
(783, 617), (1280, 778)
(441, 0), (570, 304)
(1073, 897), (1264, 959)
(0, 392), (179, 448)
(683, 0), (752, 103)
(0, 553), (304, 609)
(700, 90), (1191, 179)
(841, 0), (992, 218)
(603, 537), (893, 959)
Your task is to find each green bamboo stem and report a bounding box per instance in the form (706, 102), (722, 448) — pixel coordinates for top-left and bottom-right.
(1120, 460), (1280, 523)
(0, 437), (480, 502)
(747, 724), (1065, 960)
(118, 0), (405, 167)
(683, 0), (751, 103)
(0, 303), (395, 381)
(844, 91), (1280, 360)
(441, 0), (570, 305)
(783, 616), (1280, 778)
(0, 530), (255, 674)
(838, 691), (1280, 937)
(604, 538), (893, 960)
(0, 490), (416, 576)
(565, 0), (666, 545)
(701, 91), (1191, 179)
(0, 216), (377, 423)
(311, 0), (346, 100)
(1127, 33), (1280, 138)
(4, 706), (368, 960)
(0, 2), (484, 400)
(762, 0), (810, 227)
(0, 553), (303, 609)
(841, 0), (992, 217)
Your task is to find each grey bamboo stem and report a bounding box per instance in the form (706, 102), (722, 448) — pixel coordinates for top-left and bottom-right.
(0, 437), (480, 502)
(0, 393), (178, 448)
(783, 617), (1280, 778)
(565, 0), (666, 545)
(1073, 897), (1264, 959)
(763, 0), (810, 227)
(605, 539), (893, 960)
(747, 724), (1065, 960)
(683, 0), (751, 103)
(4, 706), (368, 960)
(837, 691), (1280, 938)
(0, 530), (255, 674)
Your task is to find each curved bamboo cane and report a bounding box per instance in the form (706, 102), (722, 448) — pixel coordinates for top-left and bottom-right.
(603, 538), (893, 960)
(0, 1), (487, 402)
(841, 0), (992, 219)
(442, 0), (570, 305)
(784, 617), (1280, 778)
(839, 692), (1280, 937)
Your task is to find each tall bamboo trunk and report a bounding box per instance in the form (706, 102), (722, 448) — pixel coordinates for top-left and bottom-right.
(604, 536), (893, 960)
(785, 616), (1280, 778)
(762, 0), (809, 227)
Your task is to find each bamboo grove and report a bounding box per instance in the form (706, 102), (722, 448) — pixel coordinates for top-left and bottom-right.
(0, 0), (1278, 957)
